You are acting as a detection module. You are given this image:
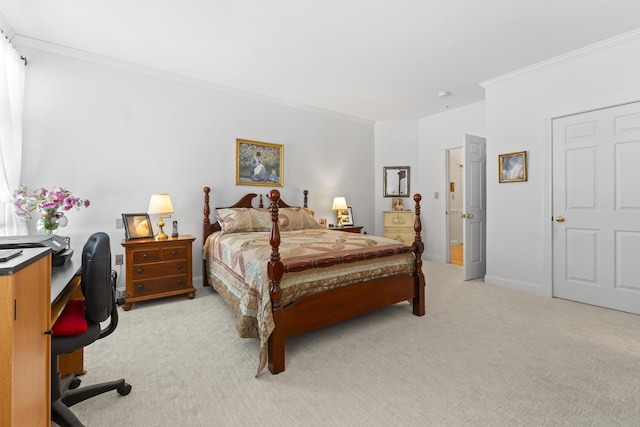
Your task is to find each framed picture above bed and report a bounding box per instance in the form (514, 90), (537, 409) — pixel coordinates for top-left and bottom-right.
(236, 139), (283, 186)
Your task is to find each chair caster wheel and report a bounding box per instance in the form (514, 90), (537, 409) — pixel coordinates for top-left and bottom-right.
(117, 383), (132, 396)
(70, 378), (81, 389)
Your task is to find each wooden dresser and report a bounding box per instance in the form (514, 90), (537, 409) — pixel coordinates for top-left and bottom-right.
(121, 235), (195, 310)
(383, 211), (415, 245)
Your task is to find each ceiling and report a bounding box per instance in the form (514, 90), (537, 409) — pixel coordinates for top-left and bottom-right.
(2, 1), (640, 121)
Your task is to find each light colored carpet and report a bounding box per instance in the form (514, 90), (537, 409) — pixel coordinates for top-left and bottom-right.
(63, 261), (640, 426)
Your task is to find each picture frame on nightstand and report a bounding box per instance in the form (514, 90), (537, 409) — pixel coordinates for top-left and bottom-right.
(122, 213), (154, 240)
(338, 207), (354, 226)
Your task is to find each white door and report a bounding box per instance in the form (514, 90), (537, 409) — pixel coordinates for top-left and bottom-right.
(463, 134), (486, 280)
(552, 102), (640, 314)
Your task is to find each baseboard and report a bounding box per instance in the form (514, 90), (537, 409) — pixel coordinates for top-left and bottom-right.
(484, 274), (550, 297)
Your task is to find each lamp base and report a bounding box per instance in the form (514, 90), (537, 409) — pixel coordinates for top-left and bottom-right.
(155, 218), (168, 240)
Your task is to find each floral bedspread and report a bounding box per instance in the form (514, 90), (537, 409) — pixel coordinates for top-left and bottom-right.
(203, 228), (415, 374)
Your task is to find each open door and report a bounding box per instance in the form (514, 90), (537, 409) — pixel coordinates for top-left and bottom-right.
(462, 134), (486, 280)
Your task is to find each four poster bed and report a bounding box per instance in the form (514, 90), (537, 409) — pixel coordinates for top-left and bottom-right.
(201, 187), (425, 375)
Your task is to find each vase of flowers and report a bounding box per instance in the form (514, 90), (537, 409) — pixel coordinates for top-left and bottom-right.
(13, 186), (90, 235)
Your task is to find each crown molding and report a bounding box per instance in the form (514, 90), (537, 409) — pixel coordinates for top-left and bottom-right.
(480, 28), (640, 88)
(420, 100), (485, 122)
(0, 12), (16, 39)
(13, 35), (374, 126)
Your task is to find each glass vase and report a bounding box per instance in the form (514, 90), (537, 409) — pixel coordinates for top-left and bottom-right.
(37, 212), (67, 235)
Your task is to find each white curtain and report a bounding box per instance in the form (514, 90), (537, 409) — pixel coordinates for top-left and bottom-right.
(0, 35), (27, 236)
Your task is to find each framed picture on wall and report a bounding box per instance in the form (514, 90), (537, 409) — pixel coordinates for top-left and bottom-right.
(236, 139), (284, 186)
(498, 151), (527, 183)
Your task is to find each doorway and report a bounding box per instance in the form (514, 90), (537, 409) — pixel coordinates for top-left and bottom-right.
(445, 135), (487, 280)
(448, 148), (464, 266)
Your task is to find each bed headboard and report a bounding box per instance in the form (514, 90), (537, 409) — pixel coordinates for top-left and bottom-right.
(202, 187), (307, 243)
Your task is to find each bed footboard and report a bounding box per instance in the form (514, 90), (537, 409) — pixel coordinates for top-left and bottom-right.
(266, 190), (425, 374)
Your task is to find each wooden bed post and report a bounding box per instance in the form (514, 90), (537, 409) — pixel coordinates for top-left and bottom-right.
(412, 194), (426, 316)
(267, 189), (286, 374)
(202, 187), (211, 287)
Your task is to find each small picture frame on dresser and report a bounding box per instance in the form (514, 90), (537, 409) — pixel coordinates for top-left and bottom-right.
(122, 213), (154, 240)
(392, 198), (404, 211)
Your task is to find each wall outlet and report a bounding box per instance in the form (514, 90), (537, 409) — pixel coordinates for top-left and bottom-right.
(115, 218), (124, 229)
(115, 254), (124, 265)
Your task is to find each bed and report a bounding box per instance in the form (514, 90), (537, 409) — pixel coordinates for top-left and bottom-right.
(202, 187), (425, 375)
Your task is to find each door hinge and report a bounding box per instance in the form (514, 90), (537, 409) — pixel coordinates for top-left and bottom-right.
(14, 299), (16, 320)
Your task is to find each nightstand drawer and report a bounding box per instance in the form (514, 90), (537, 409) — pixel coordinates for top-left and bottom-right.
(132, 248), (161, 263)
(161, 246), (187, 260)
(130, 275), (189, 297)
(132, 261), (187, 279)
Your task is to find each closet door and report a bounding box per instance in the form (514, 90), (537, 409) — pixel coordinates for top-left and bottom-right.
(552, 102), (640, 314)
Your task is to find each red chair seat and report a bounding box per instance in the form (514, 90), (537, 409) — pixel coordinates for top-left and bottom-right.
(52, 299), (88, 336)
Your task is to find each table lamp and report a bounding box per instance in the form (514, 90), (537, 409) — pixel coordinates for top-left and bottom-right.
(148, 194), (174, 240)
(332, 196), (348, 226)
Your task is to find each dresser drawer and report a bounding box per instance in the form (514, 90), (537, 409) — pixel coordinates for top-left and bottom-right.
(130, 275), (190, 297)
(383, 211), (414, 227)
(132, 248), (161, 264)
(132, 260), (188, 279)
(384, 228), (415, 245)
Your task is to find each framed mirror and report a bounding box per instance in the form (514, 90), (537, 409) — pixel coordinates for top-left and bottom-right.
(383, 166), (410, 197)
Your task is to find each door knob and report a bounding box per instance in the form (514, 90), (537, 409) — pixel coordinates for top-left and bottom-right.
(555, 216), (565, 223)
(463, 213), (474, 219)
(460, 214), (466, 218)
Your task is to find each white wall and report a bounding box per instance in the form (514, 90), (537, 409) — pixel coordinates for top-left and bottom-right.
(17, 46), (375, 284)
(373, 121), (419, 235)
(418, 103), (486, 262)
(483, 32), (640, 296)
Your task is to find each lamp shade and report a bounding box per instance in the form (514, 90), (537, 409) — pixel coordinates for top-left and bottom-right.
(148, 194), (174, 215)
(332, 197), (348, 211)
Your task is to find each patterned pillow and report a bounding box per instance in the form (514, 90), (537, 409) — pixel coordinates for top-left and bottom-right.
(278, 207), (323, 230)
(216, 208), (271, 234)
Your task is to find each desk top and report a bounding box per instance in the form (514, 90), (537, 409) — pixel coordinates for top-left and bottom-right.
(0, 247), (50, 276)
(51, 249), (81, 304)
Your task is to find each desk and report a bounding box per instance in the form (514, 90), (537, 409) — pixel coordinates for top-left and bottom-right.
(0, 247), (83, 427)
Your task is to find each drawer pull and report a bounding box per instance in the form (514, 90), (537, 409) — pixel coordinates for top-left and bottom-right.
(171, 250), (177, 256)
(138, 284), (145, 289)
(177, 264), (183, 270)
(177, 279), (184, 285)
(137, 268), (144, 274)
(143, 253), (149, 259)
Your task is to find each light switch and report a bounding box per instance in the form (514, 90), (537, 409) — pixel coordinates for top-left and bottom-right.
(434, 192), (439, 199)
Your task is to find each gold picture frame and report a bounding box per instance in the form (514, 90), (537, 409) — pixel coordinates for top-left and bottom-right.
(499, 151), (527, 183)
(236, 139), (283, 186)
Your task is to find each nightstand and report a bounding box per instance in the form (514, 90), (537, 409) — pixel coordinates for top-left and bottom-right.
(331, 225), (363, 234)
(121, 235), (196, 311)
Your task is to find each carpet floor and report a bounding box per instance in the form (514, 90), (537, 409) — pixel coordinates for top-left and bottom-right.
(60, 261), (640, 426)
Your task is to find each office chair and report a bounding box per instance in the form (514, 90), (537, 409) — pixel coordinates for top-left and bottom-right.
(51, 232), (132, 427)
